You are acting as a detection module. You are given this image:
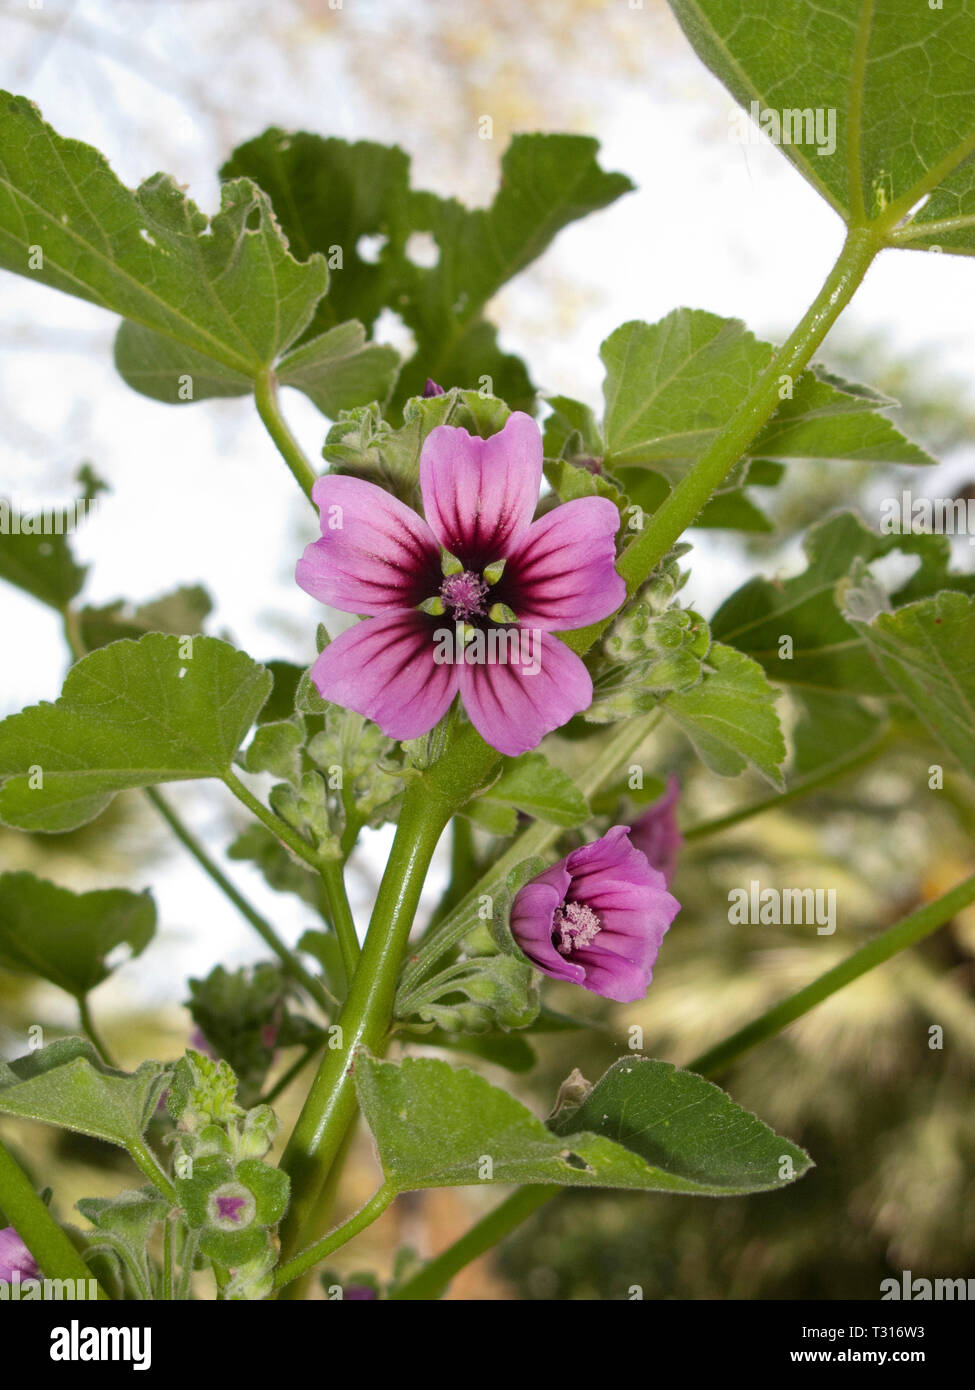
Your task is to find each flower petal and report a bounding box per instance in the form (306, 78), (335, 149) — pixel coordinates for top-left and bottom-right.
(500, 496), (625, 631)
(458, 630), (592, 755)
(629, 774), (683, 885)
(309, 611), (459, 741)
(296, 475), (441, 615)
(0, 1225), (39, 1282)
(568, 943), (656, 1003)
(420, 411), (542, 569)
(509, 870), (583, 984)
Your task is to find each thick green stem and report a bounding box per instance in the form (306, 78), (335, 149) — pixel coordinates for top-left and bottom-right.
(0, 1135), (109, 1297)
(390, 1184), (557, 1300)
(278, 772), (464, 1254)
(146, 786), (334, 1013)
(687, 870), (975, 1076)
(254, 370), (318, 502)
(274, 1184), (395, 1291)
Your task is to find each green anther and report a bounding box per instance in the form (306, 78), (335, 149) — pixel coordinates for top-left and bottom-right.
(488, 602), (517, 625)
(482, 559), (506, 585)
(418, 595), (446, 616)
(441, 552), (463, 576)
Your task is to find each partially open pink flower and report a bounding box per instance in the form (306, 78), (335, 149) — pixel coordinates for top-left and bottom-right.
(509, 826), (680, 1002)
(0, 1225), (39, 1281)
(296, 413), (624, 755)
(629, 775), (683, 886)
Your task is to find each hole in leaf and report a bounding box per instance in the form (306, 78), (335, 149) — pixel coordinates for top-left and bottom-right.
(404, 231), (439, 268)
(355, 233), (388, 264)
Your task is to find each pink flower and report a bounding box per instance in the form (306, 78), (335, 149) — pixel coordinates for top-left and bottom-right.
(0, 1225), (39, 1281)
(629, 775), (683, 886)
(509, 826), (680, 1002)
(296, 413), (624, 756)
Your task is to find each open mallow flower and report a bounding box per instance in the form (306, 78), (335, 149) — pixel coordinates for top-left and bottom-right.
(296, 412), (624, 756)
(0, 1225), (39, 1281)
(509, 826), (680, 1002)
(629, 774), (683, 886)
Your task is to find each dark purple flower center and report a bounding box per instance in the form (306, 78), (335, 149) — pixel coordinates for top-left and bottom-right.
(440, 570), (489, 620)
(552, 900), (602, 956)
(215, 1194), (247, 1223)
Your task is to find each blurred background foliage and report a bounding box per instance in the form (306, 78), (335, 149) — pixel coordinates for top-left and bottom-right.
(1, 0), (974, 1299)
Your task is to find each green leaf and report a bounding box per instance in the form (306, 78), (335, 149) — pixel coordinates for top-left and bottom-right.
(221, 131), (413, 336)
(0, 497), (89, 608)
(0, 634), (271, 831)
(275, 321), (399, 416)
(475, 753), (590, 830)
(78, 1187), (169, 1241)
(355, 1054), (810, 1194)
(711, 512), (975, 695)
(789, 689), (887, 784)
(842, 588), (975, 772)
(0, 91), (331, 397)
(240, 717), (305, 788)
(225, 129), (632, 414)
(0, 1039), (170, 1150)
(667, 0), (975, 253)
(601, 313), (934, 486)
(663, 643), (786, 785)
(0, 872), (155, 998)
(78, 584), (212, 652)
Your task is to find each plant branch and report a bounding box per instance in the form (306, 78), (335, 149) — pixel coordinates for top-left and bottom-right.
(273, 1184), (396, 1290)
(254, 370), (318, 503)
(0, 1135), (109, 1297)
(77, 995), (117, 1069)
(389, 1185), (558, 1300)
(687, 869), (975, 1076)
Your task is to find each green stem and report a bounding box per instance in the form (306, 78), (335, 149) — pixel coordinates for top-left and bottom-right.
(562, 226), (882, 657)
(146, 786), (334, 1014)
(320, 859), (361, 980)
(77, 994), (117, 1068)
(390, 1185), (557, 1300)
(0, 1135), (109, 1297)
(273, 1184), (396, 1291)
(127, 1136), (178, 1205)
(278, 774), (459, 1254)
(254, 370), (319, 503)
(277, 1118), (359, 1301)
(222, 768), (327, 873)
(176, 1229), (199, 1302)
(687, 869), (975, 1076)
(392, 868), (975, 1298)
(162, 1214), (174, 1300)
(259, 1041), (324, 1106)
